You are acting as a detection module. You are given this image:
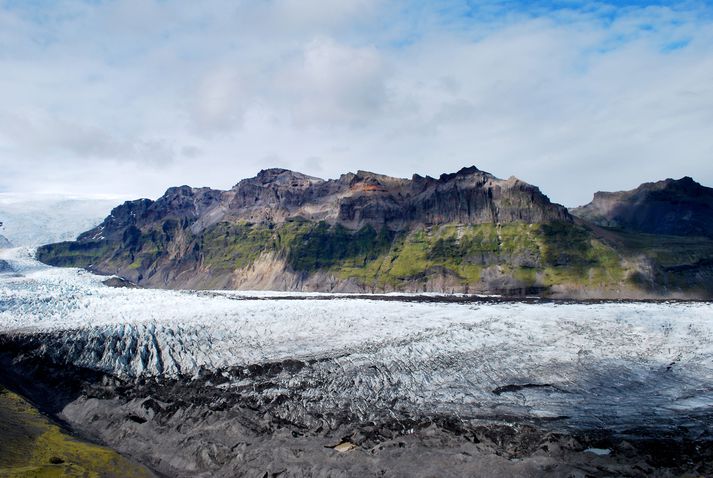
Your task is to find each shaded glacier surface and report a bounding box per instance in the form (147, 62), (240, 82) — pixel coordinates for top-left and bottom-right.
(1, 247), (713, 477)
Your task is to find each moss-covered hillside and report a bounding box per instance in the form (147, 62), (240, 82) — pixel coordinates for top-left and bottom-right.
(36, 217), (713, 298)
(0, 386), (154, 478)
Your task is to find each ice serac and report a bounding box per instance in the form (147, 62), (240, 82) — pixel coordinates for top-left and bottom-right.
(571, 176), (713, 237)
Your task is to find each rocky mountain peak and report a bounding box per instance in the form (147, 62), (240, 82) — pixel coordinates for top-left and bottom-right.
(571, 176), (713, 237)
(437, 165), (483, 182)
(605, 177), (704, 197)
(76, 166), (573, 246)
(647, 176), (707, 197)
(237, 169), (324, 189)
(347, 170), (408, 191)
(163, 185), (195, 196)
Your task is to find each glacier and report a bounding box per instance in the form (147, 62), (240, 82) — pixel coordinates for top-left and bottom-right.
(1, 246), (713, 476)
(2, 246), (713, 430)
(0, 194), (119, 247)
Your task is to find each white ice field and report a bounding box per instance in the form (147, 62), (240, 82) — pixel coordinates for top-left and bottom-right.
(1, 246), (713, 434)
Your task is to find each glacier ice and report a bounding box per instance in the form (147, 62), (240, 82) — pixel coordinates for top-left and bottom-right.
(0, 194), (119, 247)
(1, 246), (713, 434)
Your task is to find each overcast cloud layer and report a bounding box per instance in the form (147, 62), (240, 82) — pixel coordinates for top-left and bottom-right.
(1, 0), (712, 206)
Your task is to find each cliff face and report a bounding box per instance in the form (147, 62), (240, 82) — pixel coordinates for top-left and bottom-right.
(35, 167), (713, 298)
(89, 166), (570, 236)
(571, 177), (713, 238)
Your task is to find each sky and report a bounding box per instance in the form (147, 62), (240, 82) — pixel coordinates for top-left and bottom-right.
(0, 0), (712, 207)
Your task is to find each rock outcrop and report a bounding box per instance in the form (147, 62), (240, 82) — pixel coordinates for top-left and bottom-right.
(82, 166), (571, 242)
(571, 177), (713, 237)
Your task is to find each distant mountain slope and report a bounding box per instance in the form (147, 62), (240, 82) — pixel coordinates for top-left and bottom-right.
(570, 177), (713, 238)
(36, 167), (713, 298)
(0, 195), (119, 247)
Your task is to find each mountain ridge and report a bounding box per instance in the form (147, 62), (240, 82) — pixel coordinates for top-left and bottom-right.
(571, 176), (713, 237)
(36, 166), (713, 299)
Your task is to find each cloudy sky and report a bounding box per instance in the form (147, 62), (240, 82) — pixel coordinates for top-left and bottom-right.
(1, 0), (712, 207)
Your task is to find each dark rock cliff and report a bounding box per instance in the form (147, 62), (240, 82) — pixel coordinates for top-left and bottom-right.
(571, 177), (713, 238)
(84, 166), (570, 239)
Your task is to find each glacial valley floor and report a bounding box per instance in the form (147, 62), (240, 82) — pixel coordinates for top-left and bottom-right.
(1, 247), (712, 477)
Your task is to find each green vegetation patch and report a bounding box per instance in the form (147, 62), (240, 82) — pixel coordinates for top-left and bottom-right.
(0, 386), (154, 478)
(36, 241), (112, 268)
(539, 222), (625, 287)
(198, 220), (398, 273)
(607, 229), (713, 268)
(285, 222), (397, 272)
(333, 223), (528, 288)
(331, 222), (627, 290)
(201, 222), (276, 270)
(597, 228), (713, 293)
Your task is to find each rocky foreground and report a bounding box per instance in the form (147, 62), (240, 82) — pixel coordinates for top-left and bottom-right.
(3, 350), (711, 478)
(1, 248), (712, 476)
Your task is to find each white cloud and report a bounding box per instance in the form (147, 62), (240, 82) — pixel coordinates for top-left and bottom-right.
(191, 67), (251, 133)
(0, 1), (712, 206)
(275, 37), (386, 127)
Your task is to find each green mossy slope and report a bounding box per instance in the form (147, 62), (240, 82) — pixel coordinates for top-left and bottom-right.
(330, 222), (625, 291)
(0, 386), (154, 478)
(36, 219), (713, 297)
